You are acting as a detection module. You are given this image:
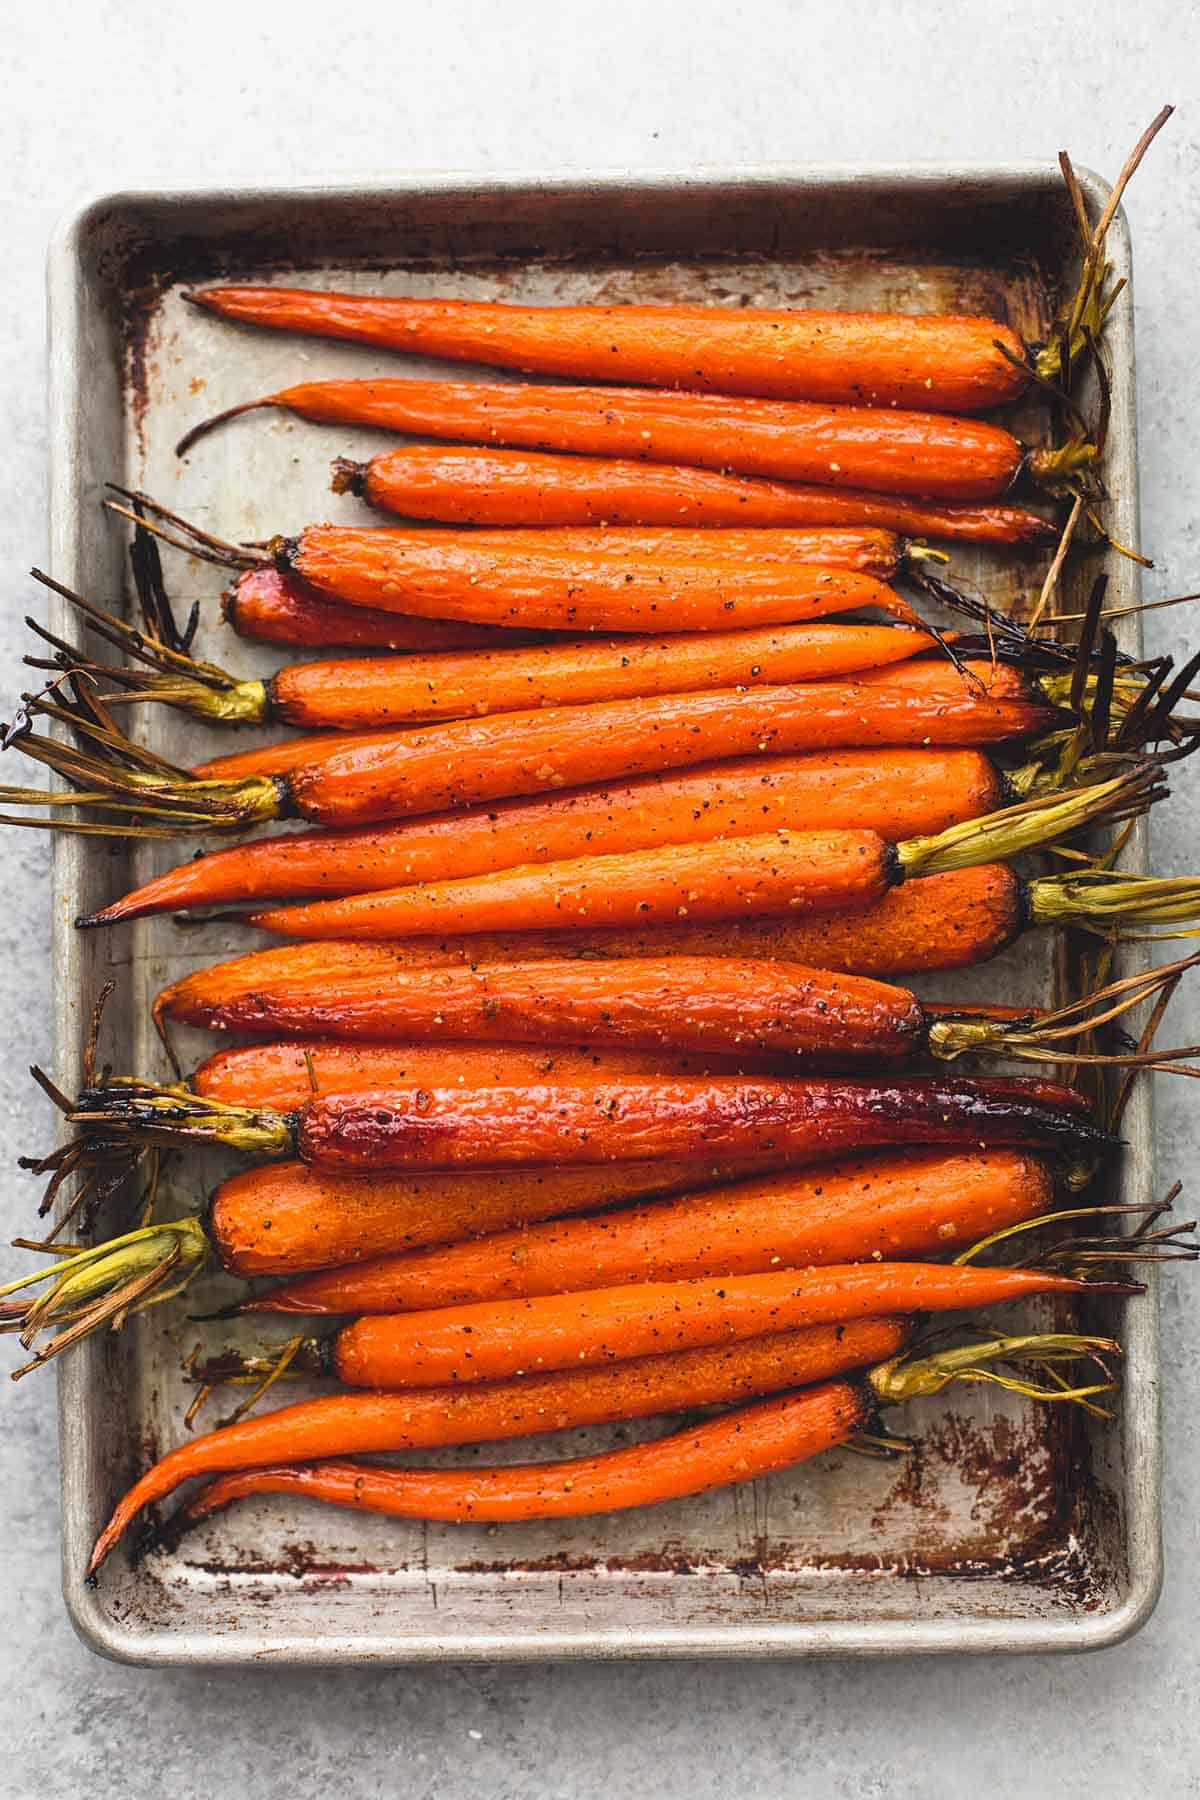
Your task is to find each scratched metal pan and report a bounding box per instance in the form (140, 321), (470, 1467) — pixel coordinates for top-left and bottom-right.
(45, 165), (1156, 1664)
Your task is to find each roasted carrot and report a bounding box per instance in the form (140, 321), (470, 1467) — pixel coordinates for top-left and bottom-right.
(210, 1156), (780, 1275)
(89, 1319), (908, 1570)
(333, 445), (1055, 542)
(327, 1259), (1112, 1389)
(224, 567), (545, 651)
(186, 287), (1030, 411)
(15, 667), (1060, 836)
(172, 374), (1074, 502)
(166, 1334), (1116, 1532)
(62, 1070), (1099, 1181)
(193, 1038), (773, 1111)
(83, 749), (1005, 925)
(66, 614), (951, 732)
(238, 770), (1151, 937)
(249, 1148), (1053, 1314)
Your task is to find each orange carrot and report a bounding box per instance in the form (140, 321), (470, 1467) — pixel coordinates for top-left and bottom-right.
(249, 1148), (1053, 1314)
(66, 1071), (1099, 1176)
(330, 1260), (1109, 1389)
(225, 567), (546, 650)
(193, 1038), (771, 1111)
(84, 749), (1004, 924)
(90, 1322), (906, 1570)
(186, 288), (1027, 411)
(210, 1156), (781, 1276)
(333, 445), (1055, 542)
(171, 372), (1048, 500)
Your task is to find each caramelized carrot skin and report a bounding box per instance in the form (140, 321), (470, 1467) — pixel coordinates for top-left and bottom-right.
(333, 1260), (1090, 1389)
(226, 568), (538, 651)
(176, 1382), (872, 1529)
(284, 532), (914, 631)
(88, 1318), (905, 1570)
(168, 954), (925, 1060)
(268, 620), (934, 730)
(90, 750), (1004, 924)
(250, 831), (896, 940)
(353, 446), (1054, 542)
(191, 288), (1027, 412)
(194, 1038), (772, 1111)
(281, 683), (1049, 825)
(211, 1156), (781, 1276)
(239, 377), (1022, 500)
(252, 1148), (1052, 1314)
(295, 1074), (1096, 1174)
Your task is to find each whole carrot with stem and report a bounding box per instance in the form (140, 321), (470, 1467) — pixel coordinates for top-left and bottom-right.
(79, 749), (1008, 924)
(263, 1260), (1132, 1390)
(52, 1071), (1105, 1180)
(151, 952), (1196, 1083)
(165, 1331), (1120, 1536)
(87, 1316), (911, 1571)
(332, 445), (1056, 542)
(229, 770), (1162, 939)
(169, 375), (1085, 502)
(247, 1148), (1055, 1315)
(110, 495), (933, 633)
(1, 662), (1067, 835)
(31, 569), (957, 732)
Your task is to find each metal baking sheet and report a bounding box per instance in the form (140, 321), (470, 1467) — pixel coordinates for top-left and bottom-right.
(45, 164), (1157, 1663)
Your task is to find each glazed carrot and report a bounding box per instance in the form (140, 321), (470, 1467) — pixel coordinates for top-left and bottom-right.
(84, 749), (1005, 924)
(91, 618), (947, 733)
(225, 567), (544, 651)
(242, 767), (1146, 935)
(24, 668), (1057, 836)
(211, 1156), (781, 1275)
(64, 1071), (1099, 1175)
(329, 1260), (1107, 1388)
(267, 680), (1050, 826)
(249, 1148), (1053, 1314)
(186, 287), (1029, 411)
(89, 1319), (907, 1570)
(333, 445), (1055, 543)
(175, 376), (1053, 501)
(193, 1038), (773, 1111)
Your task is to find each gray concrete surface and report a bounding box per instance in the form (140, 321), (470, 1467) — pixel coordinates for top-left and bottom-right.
(1, 3), (1198, 1794)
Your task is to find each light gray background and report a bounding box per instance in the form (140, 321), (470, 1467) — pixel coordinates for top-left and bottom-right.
(2, 3), (1197, 1795)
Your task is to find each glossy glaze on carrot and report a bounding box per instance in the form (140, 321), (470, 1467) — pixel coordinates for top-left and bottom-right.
(185, 375), (1026, 498)
(188, 288), (1027, 411)
(91, 1332), (902, 1569)
(330, 1260), (1100, 1388)
(250, 1148), (1053, 1314)
(267, 680), (1048, 826)
(276, 529), (917, 632)
(265, 619), (937, 731)
(340, 445), (1054, 541)
(291, 1074), (1098, 1173)
(164, 954), (932, 1060)
(209, 1155), (783, 1276)
(88, 749), (1003, 924)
